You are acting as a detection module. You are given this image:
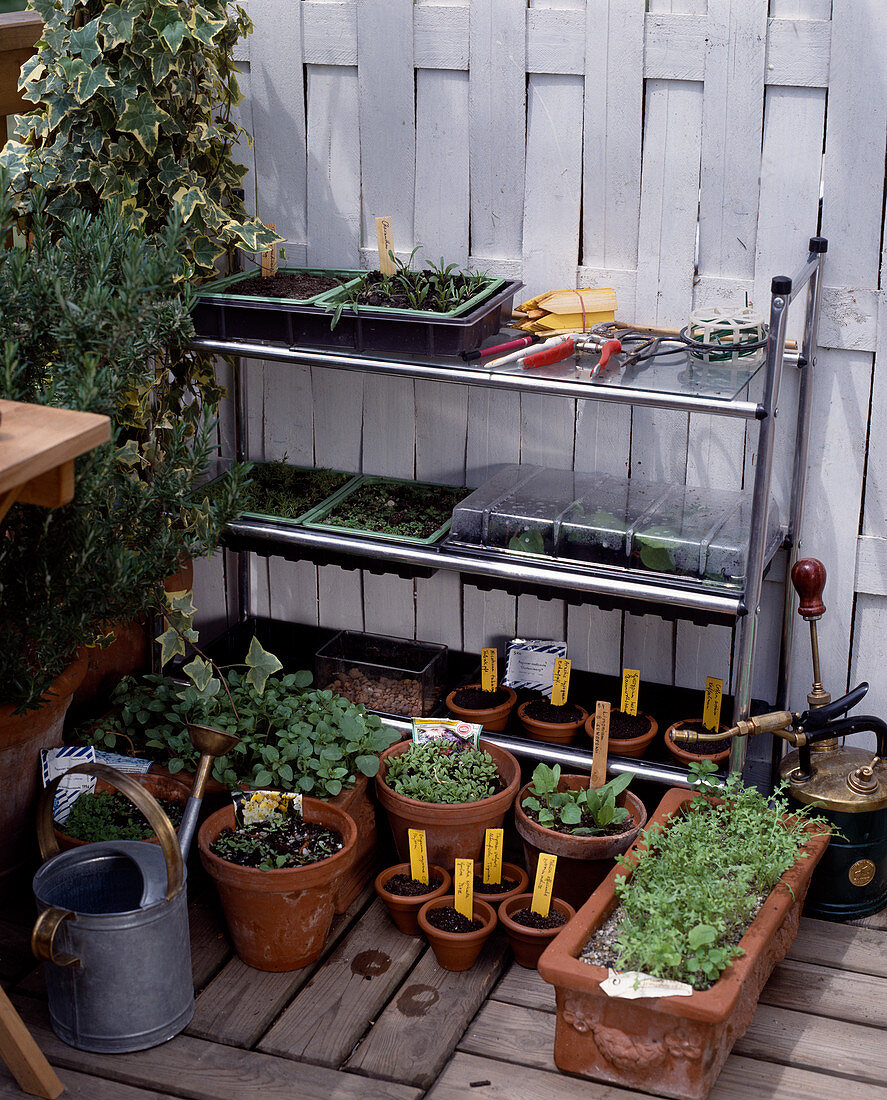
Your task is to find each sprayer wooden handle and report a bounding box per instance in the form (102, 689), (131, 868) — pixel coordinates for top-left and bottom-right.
(791, 557), (826, 619)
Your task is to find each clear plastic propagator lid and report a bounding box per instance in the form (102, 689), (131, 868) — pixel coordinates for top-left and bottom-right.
(484, 467), (606, 556)
(556, 476), (671, 567)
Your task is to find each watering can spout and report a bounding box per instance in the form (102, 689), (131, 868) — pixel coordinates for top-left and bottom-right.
(177, 724), (240, 860)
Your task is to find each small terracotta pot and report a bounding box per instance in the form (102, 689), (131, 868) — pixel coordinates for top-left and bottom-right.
(584, 711), (659, 759)
(664, 719), (730, 766)
(198, 798), (357, 971)
(375, 739), (521, 871)
(445, 684), (517, 732)
(473, 861), (530, 913)
(514, 775), (647, 910)
(417, 895), (497, 971)
(499, 893), (576, 969)
(517, 701), (589, 746)
(53, 771), (191, 851)
(374, 862), (452, 935)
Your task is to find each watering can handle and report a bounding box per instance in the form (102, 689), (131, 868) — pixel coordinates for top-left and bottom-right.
(36, 763), (184, 901)
(31, 907), (80, 968)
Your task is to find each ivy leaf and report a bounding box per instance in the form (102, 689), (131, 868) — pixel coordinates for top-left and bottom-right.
(183, 656), (213, 692)
(166, 590), (197, 619)
(172, 185), (204, 221)
(244, 637), (283, 695)
(189, 5), (227, 47)
(69, 19), (102, 64)
(156, 626), (186, 668)
(117, 94), (172, 154)
(160, 18), (189, 54)
(74, 63), (114, 104)
(100, 5), (137, 47)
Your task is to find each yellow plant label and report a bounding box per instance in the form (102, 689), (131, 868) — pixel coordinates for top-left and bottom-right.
(531, 853), (557, 918)
(408, 829), (428, 885)
(620, 668), (640, 717)
(375, 216), (396, 275)
(260, 223), (278, 277)
(483, 828), (504, 885)
(591, 700), (610, 789)
(481, 648), (498, 694)
(551, 657), (571, 707)
(703, 676), (724, 731)
(454, 858), (474, 919)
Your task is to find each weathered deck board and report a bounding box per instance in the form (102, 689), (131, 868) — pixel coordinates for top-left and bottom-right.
(258, 897), (424, 1066)
(346, 935), (509, 1088)
(187, 891), (231, 991)
(427, 1050), (649, 1098)
(11, 996), (422, 1100)
(188, 883), (373, 1048)
(0, 1063), (180, 1099)
(760, 958), (887, 1027)
(787, 917), (887, 977)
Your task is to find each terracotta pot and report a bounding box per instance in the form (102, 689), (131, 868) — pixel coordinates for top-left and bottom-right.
(374, 862), (452, 935)
(53, 771), (191, 851)
(0, 656), (88, 879)
(664, 720), (730, 767)
(164, 556), (194, 594)
(73, 619), (149, 712)
(517, 701), (589, 746)
(417, 895), (497, 971)
(499, 893), (576, 969)
(197, 797), (357, 971)
(537, 787), (831, 1100)
(585, 711), (659, 759)
(445, 684), (517, 732)
(328, 774), (381, 913)
(375, 739), (521, 871)
(514, 775), (647, 910)
(474, 861), (530, 913)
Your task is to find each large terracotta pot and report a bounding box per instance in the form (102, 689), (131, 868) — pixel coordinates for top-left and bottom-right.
(499, 893), (576, 969)
(445, 684), (517, 732)
(197, 797), (357, 971)
(537, 787), (830, 1100)
(0, 656), (88, 879)
(417, 895), (497, 971)
(514, 775), (647, 910)
(53, 771), (191, 850)
(375, 739), (521, 871)
(585, 711), (659, 759)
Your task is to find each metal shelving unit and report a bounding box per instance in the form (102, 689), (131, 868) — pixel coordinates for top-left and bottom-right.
(194, 237), (827, 783)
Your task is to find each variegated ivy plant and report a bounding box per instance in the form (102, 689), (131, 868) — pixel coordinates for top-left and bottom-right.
(1, 0), (278, 275)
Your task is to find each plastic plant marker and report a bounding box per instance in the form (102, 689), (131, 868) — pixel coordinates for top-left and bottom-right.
(703, 676), (724, 731)
(261, 223), (278, 277)
(375, 216), (396, 275)
(454, 858), (474, 919)
(551, 657), (571, 707)
(483, 829), (504, 886)
(481, 648), (498, 694)
(621, 669), (640, 717)
(591, 702), (610, 789)
(408, 828), (429, 885)
(531, 853), (557, 918)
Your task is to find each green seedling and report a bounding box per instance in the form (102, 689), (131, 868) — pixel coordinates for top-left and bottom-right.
(522, 762), (633, 835)
(385, 740), (500, 804)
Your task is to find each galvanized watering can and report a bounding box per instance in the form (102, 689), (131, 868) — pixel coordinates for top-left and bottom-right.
(31, 725), (237, 1053)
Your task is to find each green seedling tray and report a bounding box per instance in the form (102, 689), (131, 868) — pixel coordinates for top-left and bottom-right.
(303, 475), (469, 545)
(198, 266), (365, 305)
(232, 464), (362, 527)
(315, 275), (507, 320)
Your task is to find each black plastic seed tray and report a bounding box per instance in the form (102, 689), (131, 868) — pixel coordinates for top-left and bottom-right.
(191, 279), (524, 357)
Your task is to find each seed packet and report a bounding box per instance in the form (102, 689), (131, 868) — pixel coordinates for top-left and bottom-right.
(411, 718), (482, 749)
(503, 637), (567, 698)
(233, 790), (302, 827)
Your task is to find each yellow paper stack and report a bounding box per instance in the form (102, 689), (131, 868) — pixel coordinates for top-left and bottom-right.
(513, 287), (617, 334)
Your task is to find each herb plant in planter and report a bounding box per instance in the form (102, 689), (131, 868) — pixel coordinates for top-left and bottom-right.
(54, 773), (190, 851)
(375, 738), (520, 870)
(515, 764), (647, 910)
(198, 796), (358, 971)
(537, 767), (831, 1100)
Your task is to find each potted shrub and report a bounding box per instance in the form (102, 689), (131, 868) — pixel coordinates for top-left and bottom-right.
(417, 894), (498, 972)
(445, 683), (518, 732)
(499, 893), (576, 969)
(374, 862), (452, 936)
(53, 772), (190, 851)
(197, 796), (357, 971)
(514, 764), (647, 910)
(537, 766), (831, 1100)
(517, 699), (590, 746)
(375, 737), (521, 870)
(585, 710), (659, 759)
(664, 719), (730, 767)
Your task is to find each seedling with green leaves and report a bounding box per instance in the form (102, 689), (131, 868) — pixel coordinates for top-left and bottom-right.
(522, 763), (633, 835)
(384, 740), (500, 804)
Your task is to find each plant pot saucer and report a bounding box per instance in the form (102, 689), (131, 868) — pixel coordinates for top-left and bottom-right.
(417, 895), (497, 971)
(374, 862), (452, 935)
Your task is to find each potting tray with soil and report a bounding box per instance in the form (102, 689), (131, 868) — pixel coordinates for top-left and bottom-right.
(61, 790), (184, 843)
(235, 462), (359, 525)
(424, 906), (483, 933)
(196, 266), (362, 304)
(304, 476), (469, 545)
(210, 816), (343, 869)
(323, 270), (506, 319)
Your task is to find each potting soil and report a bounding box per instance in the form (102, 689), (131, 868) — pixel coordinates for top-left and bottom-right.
(607, 711), (651, 739)
(425, 906), (483, 934)
(210, 817), (343, 869)
(523, 699), (585, 723)
(473, 876), (520, 894)
(509, 907), (568, 930)
(227, 272), (343, 299)
(452, 686), (510, 709)
(384, 873), (444, 897)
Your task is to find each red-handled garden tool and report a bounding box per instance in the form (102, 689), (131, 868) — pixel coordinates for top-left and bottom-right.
(519, 333), (622, 373)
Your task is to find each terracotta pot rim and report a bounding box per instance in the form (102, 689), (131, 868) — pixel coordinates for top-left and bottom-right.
(499, 893), (576, 936)
(53, 772), (191, 849)
(417, 894), (497, 941)
(473, 861), (529, 898)
(514, 777), (647, 859)
(583, 711), (658, 751)
(375, 738), (521, 813)
(664, 720), (731, 764)
(517, 700), (589, 735)
(374, 862), (452, 903)
(0, 654), (89, 725)
(197, 799), (358, 890)
(536, 786), (831, 1020)
(445, 684), (517, 724)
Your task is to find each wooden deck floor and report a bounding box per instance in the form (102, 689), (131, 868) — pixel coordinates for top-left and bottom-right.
(2, 873), (887, 1100)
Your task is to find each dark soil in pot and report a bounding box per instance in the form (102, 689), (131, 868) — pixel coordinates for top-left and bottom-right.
(474, 874), (521, 895)
(664, 719), (731, 765)
(229, 272), (344, 299)
(445, 683), (517, 732)
(453, 686), (510, 709)
(523, 700), (584, 723)
(374, 861), (452, 935)
(424, 906), (483, 933)
(321, 480), (466, 539)
(384, 872), (445, 896)
(209, 816), (343, 869)
(240, 463), (352, 520)
(608, 711), (652, 739)
(510, 907), (569, 930)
